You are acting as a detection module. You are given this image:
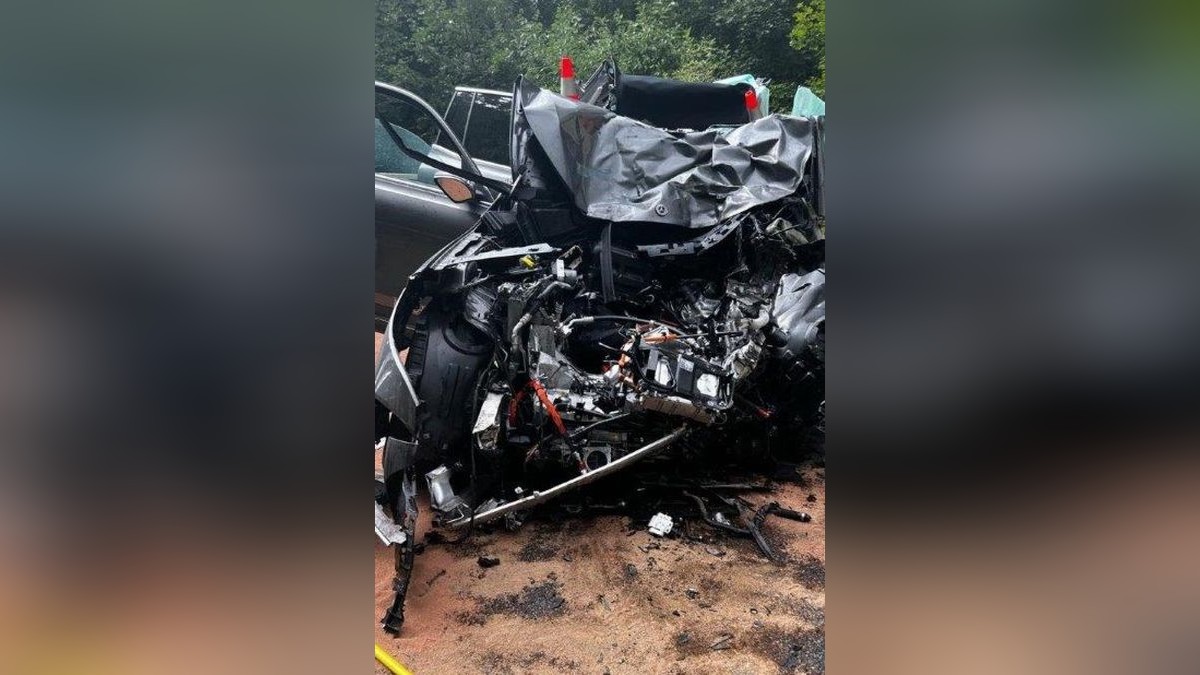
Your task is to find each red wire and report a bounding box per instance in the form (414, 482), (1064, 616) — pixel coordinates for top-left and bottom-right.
(507, 387), (528, 426)
(509, 377), (569, 436)
(529, 378), (569, 437)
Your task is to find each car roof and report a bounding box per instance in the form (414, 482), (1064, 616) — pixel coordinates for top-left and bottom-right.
(453, 86), (512, 98)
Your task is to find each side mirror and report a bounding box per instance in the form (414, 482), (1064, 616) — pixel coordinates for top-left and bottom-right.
(434, 173), (476, 203)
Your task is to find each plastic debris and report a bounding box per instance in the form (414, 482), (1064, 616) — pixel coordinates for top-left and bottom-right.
(648, 512), (674, 537)
(375, 502), (407, 546)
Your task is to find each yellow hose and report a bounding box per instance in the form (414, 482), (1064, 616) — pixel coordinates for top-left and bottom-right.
(374, 644), (413, 675)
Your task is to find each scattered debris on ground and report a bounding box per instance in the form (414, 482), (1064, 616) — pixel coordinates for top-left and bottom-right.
(375, 478), (824, 674)
(793, 554), (826, 590)
(517, 537), (559, 562)
(647, 513), (673, 537)
(476, 580), (569, 622)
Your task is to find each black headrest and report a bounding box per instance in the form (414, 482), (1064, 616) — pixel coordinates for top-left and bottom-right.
(615, 74), (750, 130)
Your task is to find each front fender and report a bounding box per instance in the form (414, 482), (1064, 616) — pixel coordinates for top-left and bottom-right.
(375, 221), (486, 437)
(374, 334), (420, 434)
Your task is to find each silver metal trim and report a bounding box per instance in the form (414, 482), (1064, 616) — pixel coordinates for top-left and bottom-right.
(453, 86), (513, 98)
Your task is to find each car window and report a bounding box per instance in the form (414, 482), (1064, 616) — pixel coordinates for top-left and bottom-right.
(462, 92), (511, 166)
(375, 88), (463, 185)
(375, 119), (431, 178)
(443, 90), (471, 141)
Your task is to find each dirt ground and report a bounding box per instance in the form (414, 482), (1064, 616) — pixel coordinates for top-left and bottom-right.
(374, 333), (825, 674)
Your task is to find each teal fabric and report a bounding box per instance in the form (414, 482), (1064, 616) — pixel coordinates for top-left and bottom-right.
(791, 87), (826, 117)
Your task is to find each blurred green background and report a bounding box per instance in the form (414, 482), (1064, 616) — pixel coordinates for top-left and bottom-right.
(376, 0), (825, 113)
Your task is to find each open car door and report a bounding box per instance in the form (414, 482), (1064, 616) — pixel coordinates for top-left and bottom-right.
(374, 82), (509, 328)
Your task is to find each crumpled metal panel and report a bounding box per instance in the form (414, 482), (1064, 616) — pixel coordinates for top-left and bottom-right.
(772, 269), (826, 357)
(512, 78), (818, 229)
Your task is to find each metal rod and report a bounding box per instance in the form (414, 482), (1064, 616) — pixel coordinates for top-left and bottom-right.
(443, 426), (688, 529)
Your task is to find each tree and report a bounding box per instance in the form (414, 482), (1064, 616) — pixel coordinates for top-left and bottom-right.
(506, 1), (731, 88)
(375, 0), (536, 107)
(375, 0), (826, 111)
(790, 0), (825, 97)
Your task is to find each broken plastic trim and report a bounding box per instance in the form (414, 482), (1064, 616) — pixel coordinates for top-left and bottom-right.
(374, 502), (408, 546)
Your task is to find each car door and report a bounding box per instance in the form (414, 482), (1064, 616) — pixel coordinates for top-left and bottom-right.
(374, 83), (505, 325)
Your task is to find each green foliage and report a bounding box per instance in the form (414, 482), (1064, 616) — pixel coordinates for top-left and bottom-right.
(673, 0), (811, 106)
(510, 1), (731, 86)
(790, 0), (825, 97)
(375, 0), (533, 107)
(376, 0), (825, 113)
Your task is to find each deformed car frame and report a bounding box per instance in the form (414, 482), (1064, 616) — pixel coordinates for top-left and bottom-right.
(374, 75), (825, 633)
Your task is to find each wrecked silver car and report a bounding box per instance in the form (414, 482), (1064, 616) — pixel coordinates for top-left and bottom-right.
(374, 77), (825, 633)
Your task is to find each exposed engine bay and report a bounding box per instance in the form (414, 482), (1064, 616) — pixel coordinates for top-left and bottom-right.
(374, 77), (824, 633)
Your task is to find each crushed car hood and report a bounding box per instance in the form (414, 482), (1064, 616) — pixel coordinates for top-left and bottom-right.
(512, 78), (818, 229)
(377, 77), (825, 636)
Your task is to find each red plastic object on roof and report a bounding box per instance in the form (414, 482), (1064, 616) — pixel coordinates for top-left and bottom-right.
(559, 55), (579, 100)
(744, 87), (759, 111)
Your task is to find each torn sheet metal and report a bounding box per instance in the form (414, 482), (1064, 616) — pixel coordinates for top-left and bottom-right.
(771, 270), (826, 358)
(512, 77), (818, 229)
